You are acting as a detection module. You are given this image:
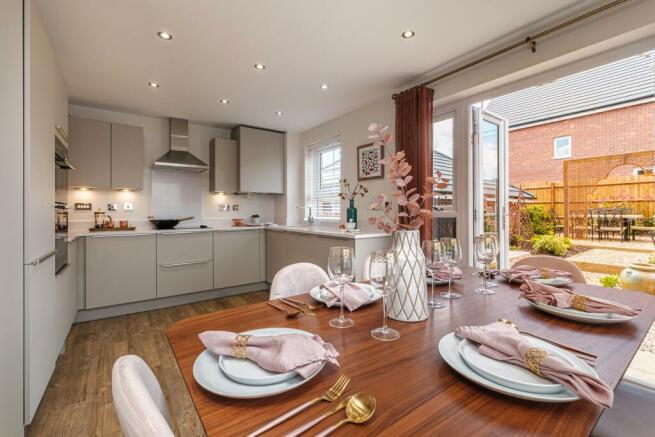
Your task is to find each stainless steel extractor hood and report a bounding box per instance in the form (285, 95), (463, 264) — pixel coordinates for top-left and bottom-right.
(152, 117), (209, 171)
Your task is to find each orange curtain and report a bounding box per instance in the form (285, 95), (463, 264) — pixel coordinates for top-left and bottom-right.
(394, 86), (434, 241)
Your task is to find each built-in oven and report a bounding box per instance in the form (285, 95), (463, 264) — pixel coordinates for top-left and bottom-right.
(55, 136), (74, 274)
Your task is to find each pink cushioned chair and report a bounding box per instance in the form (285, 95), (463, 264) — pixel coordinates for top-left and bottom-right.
(270, 262), (329, 300)
(512, 255), (586, 283)
(112, 355), (174, 437)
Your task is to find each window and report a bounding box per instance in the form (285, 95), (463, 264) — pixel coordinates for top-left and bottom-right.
(553, 136), (572, 159)
(432, 115), (455, 208)
(304, 139), (341, 221)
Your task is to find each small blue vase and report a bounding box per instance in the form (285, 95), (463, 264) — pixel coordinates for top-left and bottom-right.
(346, 199), (358, 229)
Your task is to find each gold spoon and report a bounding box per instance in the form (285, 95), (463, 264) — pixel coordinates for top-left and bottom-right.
(285, 395), (353, 436)
(315, 393), (376, 437)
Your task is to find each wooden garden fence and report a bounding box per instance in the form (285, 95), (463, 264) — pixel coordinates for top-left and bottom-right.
(519, 174), (655, 219)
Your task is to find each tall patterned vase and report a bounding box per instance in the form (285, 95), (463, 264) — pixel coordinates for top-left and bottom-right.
(387, 230), (428, 322)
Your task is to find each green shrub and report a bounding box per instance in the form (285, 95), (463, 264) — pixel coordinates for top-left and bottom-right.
(531, 235), (571, 257)
(599, 275), (620, 288)
(648, 253), (655, 264)
(525, 205), (553, 236)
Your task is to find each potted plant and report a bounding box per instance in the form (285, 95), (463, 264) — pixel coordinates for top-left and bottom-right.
(250, 214), (260, 225)
(338, 179), (368, 229)
(367, 123), (449, 322)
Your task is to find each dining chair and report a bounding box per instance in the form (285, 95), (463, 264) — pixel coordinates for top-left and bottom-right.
(112, 355), (174, 437)
(631, 215), (655, 241)
(591, 381), (655, 437)
(599, 208), (624, 240)
(269, 262), (329, 300)
(512, 255), (586, 283)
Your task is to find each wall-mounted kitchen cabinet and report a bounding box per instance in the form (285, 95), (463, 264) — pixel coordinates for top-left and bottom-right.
(232, 126), (285, 194)
(68, 116), (144, 190)
(111, 122), (144, 190)
(209, 137), (238, 193)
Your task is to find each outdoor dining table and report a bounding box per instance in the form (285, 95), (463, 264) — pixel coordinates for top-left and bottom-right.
(166, 266), (655, 436)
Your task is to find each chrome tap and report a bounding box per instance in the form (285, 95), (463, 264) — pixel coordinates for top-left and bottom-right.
(298, 206), (314, 225)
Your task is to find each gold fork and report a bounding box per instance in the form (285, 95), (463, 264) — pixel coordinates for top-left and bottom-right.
(279, 298), (317, 316)
(247, 375), (351, 437)
(283, 296), (320, 311)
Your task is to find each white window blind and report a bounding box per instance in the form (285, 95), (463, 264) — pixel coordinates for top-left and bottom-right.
(304, 139), (341, 221)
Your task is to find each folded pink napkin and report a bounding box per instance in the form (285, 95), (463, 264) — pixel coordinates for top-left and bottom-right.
(198, 331), (339, 378)
(430, 263), (463, 280)
(520, 280), (639, 316)
(455, 322), (613, 407)
(500, 265), (571, 282)
(321, 281), (371, 311)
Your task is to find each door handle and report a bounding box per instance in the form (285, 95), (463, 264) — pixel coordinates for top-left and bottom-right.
(26, 250), (56, 266)
(159, 259), (212, 268)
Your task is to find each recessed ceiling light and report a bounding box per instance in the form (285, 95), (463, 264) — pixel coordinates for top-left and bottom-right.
(275, 111), (284, 116)
(148, 81), (160, 88)
(219, 98), (230, 104)
(401, 29), (416, 39)
(320, 83), (328, 90)
(157, 31), (173, 40)
(254, 63), (266, 70)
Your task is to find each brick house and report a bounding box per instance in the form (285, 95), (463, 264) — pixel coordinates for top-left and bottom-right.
(487, 53), (655, 185)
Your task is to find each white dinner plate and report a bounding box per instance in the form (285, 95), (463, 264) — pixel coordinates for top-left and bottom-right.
(309, 283), (381, 306)
(526, 300), (636, 324)
(458, 337), (575, 394)
(193, 329), (324, 399)
(218, 328), (309, 386)
(439, 332), (597, 403)
(533, 277), (572, 287)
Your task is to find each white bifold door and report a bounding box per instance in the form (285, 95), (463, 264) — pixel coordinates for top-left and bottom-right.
(472, 107), (509, 268)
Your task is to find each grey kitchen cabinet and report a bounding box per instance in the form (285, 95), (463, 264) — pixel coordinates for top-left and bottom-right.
(157, 232), (213, 298)
(266, 229), (288, 282)
(209, 137), (238, 193)
(111, 122), (144, 190)
(68, 116), (111, 188)
(85, 234), (156, 309)
(233, 126), (285, 193)
(68, 117), (144, 190)
(214, 230), (261, 288)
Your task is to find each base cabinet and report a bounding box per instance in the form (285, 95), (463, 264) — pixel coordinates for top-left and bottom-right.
(215, 230), (261, 288)
(85, 235), (156, 309)
(157, 232), (214, 298)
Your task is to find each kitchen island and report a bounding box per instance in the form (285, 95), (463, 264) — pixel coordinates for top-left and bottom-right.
(71, 225), (390, 322)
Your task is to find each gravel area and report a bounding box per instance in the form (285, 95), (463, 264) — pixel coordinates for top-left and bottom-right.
(571, 238), (655, 252)
(567, 248), (649, 266)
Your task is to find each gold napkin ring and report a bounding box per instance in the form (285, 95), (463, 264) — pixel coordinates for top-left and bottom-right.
(524, 347), (548, 376)
(571, 294), (587, 311)
(232, 334), (251, 359)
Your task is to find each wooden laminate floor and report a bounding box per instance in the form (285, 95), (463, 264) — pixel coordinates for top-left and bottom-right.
(26, 290), (269, 437)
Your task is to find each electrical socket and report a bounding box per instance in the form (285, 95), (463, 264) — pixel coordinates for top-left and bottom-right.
(232, 204), (239, 211)
(107, 203), (118, 211)
(218, 204), (230, 212)
(123, 203), (134, 211)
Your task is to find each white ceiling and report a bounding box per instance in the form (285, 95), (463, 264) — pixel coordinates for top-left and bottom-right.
(36, 0), (586, 132)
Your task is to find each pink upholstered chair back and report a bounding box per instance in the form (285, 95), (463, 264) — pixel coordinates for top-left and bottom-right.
(112, 355), (174, 437)
(512, 255), (586, 283)
(270, 262), (329, 300)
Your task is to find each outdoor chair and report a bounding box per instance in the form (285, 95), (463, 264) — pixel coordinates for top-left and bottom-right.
(588, 208), (602, 241)
(631, 215), (655, 241)
(570, 210), (592, 240)
(599, 208), (624, 240)
(550, 209), (564, 236)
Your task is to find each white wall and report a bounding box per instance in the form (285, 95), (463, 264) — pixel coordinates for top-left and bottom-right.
(0, 0), (24, 434)
(299, 97), (396, 230)
(67, 104), (277, 228)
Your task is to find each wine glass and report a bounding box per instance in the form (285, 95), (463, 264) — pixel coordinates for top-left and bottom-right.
(474, 234), (498, 295)
(327, 246), (355, 328)
(369, 250), (400, 341)
(439, 238), (462, 299)
(422, 240), (446, 310)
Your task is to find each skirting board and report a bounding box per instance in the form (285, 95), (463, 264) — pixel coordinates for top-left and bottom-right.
(74, 282), (269, 323)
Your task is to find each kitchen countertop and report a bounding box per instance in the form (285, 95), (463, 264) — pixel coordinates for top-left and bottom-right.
(67, 224), (389, 241)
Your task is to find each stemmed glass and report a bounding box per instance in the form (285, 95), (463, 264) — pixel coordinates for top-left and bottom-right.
(474, 234), (499, 295)
(369, 250), (400, 341)
(439, 238), (462, 299)
(422, 240), (446, 310)
(327, 246), (355, 328)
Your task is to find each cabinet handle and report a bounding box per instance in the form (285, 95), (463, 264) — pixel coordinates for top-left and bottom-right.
(159, 231), (205, 235)
(88, 233), (152, 238)
(27, 250), (57, 266)
(160, 259), (212, 268)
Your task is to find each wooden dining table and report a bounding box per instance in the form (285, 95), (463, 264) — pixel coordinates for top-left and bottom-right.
(166, 267), (655, 436)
